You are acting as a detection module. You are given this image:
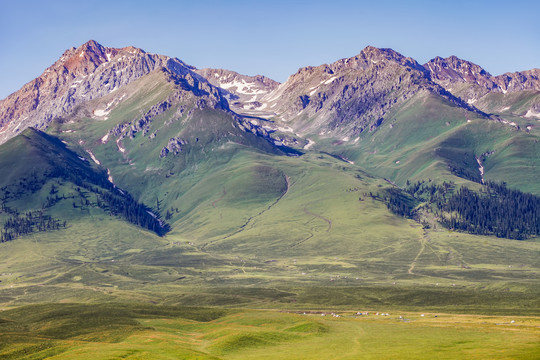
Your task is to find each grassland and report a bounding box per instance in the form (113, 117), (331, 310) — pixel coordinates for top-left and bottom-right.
(0, 303), (538, 359)
(1, 69), (539, 358)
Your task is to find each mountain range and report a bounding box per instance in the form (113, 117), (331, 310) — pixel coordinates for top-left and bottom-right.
(1, 40), (539, 190)
(0, 40), (539, 309)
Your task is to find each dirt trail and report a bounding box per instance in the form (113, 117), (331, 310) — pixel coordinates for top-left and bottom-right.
(408, 232), (428, 275)
(303, 206), (332, 232)
(290, 232), (314, 248)
(290, 206), (332, 248)
(211, 188), (227, 207)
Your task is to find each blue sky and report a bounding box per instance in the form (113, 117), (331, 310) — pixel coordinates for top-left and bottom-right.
(1, 0), (539, 99)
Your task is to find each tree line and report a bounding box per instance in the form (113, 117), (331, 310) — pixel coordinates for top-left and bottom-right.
(440, 182), (539, 239)
(382, 180), (540, 240)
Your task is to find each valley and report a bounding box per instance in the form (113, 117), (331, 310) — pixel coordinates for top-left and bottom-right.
(0, 39), (539, 358)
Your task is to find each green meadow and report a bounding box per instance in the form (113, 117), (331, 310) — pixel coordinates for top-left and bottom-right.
(0, 304), (538, 359)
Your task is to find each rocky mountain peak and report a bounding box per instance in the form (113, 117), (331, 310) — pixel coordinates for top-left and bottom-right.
(58, 40), (116, 75)
(253, 46), (479, 141)
(358, 46), (426, 73)
(496, 68), (540, 92)
(424, 56), (494, 87)
(0, 40), (217, 144)
(424, 56), (540, 108)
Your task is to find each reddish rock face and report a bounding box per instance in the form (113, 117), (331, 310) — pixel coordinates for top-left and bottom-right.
(0, 40), (196, 144)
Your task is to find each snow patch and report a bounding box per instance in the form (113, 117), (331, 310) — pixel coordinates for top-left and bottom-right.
(323, 76), (337, 85)
(94, 109), (110, 117)
(304, 139), (315, 149)
(116, 139), (126, 153)
(86, 150), (101, 165)
(106, 53), (112, 61)
(501, 106), (511, 111)
(101, 133), (110, 143)
(476, 157), (485, 184)
(276, 126), (295, 134)
(525, 109), (540, 118)
(79, 51), (84, 58)
(219, 79), (267, 95)
(107, 169), (114, 183)
(341, 157), (354, 165)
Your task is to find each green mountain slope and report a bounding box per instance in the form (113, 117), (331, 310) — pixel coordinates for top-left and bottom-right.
(304, 90), (540, 195)
(0, 116), (538, 309)
(0, 127), (166, 240)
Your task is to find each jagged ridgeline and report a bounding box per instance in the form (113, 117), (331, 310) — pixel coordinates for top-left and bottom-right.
(0, 128), (168, 241)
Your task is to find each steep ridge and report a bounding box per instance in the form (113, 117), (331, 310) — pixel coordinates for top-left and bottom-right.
(425, 56), (540, 94)
(0, 128), (166, 237)
(244, 46), (486, 143)
(424, 56), (540, 118)
(42, 60), (295, 237)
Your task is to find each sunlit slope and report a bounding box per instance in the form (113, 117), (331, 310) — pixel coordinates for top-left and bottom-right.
(321, 92), (540, 194)
(0, 305), (538, 360)
(49, 69), (284, 205)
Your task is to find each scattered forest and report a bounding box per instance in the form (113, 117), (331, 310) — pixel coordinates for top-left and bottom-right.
(0, 169), (168, 243)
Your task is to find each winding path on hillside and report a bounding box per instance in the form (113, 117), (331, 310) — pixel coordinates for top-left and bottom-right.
(408, 230), (471, 274)
(211, 188), (227, 207)
(201, 174), (291, 249)
(290, 232), (314, 248)
(303, 206), (332, 232)
(290, 206), (332, 248)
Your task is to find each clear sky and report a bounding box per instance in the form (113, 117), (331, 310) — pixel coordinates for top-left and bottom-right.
(1, 0), (539, 99)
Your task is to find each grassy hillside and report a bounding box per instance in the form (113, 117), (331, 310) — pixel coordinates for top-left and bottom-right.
(306, 91), (540, 195)
(0, 127), (166, 242)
